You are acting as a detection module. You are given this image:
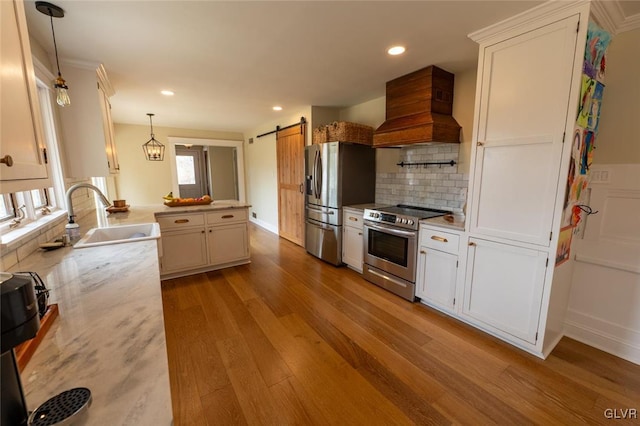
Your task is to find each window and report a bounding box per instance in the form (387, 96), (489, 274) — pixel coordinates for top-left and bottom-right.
(31, 189), (46, 209)
(0, 194), (14, 222)
(176, 155), (196, 185)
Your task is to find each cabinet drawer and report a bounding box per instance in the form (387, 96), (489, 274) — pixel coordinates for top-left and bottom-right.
(207, 209), (248, 225)
(420, 228), (460, 254)
(343, 209), (364, 230)
(157, 213), (205, 231)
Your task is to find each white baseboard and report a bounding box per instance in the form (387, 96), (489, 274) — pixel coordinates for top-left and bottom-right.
(564, 309), (640, 365)
(249, 217), (278, 235)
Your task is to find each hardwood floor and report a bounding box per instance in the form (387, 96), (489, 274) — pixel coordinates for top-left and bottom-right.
(162, 224), (640, 425)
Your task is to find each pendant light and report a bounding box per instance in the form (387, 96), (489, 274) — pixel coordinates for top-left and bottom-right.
(142, 113), (165, 161)
(35, 2), (70, 107)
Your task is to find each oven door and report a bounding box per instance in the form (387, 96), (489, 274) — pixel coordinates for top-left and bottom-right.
(363, 221), (417, 283)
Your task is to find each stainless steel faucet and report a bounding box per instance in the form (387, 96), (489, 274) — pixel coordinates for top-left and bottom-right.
(65, 183), (111, 224)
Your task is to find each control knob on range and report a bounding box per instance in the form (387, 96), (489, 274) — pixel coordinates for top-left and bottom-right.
(408, 220), (414, 225)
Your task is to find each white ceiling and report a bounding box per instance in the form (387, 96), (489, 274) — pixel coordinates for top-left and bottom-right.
(26, 0), (628, 133)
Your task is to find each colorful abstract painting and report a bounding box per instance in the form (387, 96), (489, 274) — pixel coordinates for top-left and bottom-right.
(584, 21), (611, 81)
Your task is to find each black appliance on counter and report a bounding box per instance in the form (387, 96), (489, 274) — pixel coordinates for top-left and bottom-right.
(1, 272), (40, 426)
(363, 205), (450, 301)
(305, 141), (376, 265)
(1, 272), (92, 426)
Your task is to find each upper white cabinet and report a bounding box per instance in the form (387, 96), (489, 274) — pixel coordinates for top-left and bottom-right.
(0, 0), (50, 191)
(58, 63), (119, 178)
(469, 16), (580, 246)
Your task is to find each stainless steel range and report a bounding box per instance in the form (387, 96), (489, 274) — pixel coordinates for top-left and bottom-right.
(363, 205), (450, 301)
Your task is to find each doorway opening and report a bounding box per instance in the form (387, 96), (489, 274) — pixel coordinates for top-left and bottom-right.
(168, 137), (246, 202)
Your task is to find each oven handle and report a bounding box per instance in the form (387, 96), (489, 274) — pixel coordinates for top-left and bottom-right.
(365, 267), (408, 288)
(364, 222), (416, 238)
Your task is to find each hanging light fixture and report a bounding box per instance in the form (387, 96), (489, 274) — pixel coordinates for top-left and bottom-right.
(36, 2), (70, 107)
(142, 113), (165, 161)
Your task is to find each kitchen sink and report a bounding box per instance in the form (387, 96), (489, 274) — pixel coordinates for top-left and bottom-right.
(74, 223), (160, 249)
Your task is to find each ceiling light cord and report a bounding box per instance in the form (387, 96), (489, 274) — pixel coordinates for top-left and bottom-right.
(47, 8), (63, 80)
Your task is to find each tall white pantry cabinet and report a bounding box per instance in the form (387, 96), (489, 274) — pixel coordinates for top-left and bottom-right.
(461, 1), (592, 358)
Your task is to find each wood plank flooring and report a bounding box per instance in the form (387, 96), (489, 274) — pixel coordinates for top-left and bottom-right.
(162, 224), (640, 425)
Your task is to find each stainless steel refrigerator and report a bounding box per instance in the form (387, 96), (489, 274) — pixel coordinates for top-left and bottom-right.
(305, 141), (376, 265)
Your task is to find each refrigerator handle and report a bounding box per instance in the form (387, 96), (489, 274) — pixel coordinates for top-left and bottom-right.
(316, 149), (322, 198)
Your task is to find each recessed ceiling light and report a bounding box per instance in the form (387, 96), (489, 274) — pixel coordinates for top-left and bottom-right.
(272, 106), (283, 111)
(387, 46), (406, 56)
(161, 90), (174, 96)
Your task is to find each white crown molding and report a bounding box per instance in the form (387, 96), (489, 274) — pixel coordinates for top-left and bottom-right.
(618, 12), (640, 33)
(591, 0), (640, 35)
(468, 0), (590, 44)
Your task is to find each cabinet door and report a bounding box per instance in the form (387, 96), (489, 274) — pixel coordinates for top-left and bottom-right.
(463, 238), (548, 344)
(58, 65), (111, 178)
(98, 85), (119, 173)
(208, 223), (249, 265)
(160, 228), (208, 273)
(416, 247), (457, 312)
(470, 16), (580, 246)
(342, 225), (364, 273)
(0, 0), (49, 184)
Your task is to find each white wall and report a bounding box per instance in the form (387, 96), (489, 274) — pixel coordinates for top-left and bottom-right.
(592, 29), (640, 165)
(208, 146), (237, 200)
(564, 28), (640, 365)
(114, 123), (243, 205)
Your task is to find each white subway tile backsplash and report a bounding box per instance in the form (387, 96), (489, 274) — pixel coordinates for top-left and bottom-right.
(375, 144), (468, 211)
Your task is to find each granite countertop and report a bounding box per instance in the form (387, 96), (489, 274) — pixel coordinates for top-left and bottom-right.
(154, 200), (251, 216)
(9, 206), (172, 424)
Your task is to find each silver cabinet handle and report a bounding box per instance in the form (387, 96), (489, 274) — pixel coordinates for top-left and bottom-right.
(431, 236), (448, 243)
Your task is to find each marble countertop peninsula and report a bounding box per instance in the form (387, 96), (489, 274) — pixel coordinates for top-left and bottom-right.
(9, 205), (172, 424)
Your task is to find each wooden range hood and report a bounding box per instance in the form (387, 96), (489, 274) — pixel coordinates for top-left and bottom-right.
(373, 65), (461, 146)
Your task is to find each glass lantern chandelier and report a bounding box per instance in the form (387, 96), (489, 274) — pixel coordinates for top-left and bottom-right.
(142, 113), (165, 161)
(35, 2), (70, 107)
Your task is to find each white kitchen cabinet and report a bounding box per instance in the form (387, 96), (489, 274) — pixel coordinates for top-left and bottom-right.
(58, 63), (119, 178)
(462, 238), (548, 345)
(464, 2), (591, 357)
(342, 208), (364, 273)
(0, 0), (50, 192)
(157, 207), (250, 279)
(208, 223), (249, 265)
(160, 227), (208, 274)
(207, 208), (250, 265)
(469, 15), (581, 247)
(416, 226), (461, 314)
